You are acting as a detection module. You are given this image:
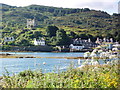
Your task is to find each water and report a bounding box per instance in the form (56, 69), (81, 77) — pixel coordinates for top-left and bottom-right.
(0, 52), (84, 76)
(0, 52), (83, 57)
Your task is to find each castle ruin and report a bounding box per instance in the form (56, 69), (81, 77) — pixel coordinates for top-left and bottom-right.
(27, 19), (36, 28)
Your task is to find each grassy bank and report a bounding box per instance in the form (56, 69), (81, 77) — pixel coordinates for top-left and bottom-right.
(1, 63), (120, 88)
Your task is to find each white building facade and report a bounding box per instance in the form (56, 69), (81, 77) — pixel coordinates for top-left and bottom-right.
(4, 37), (15, 42)
(69, 44), (84, 51)
(34, 38), (45, 46)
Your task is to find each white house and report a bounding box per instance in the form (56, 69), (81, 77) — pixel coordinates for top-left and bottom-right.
(4, 37), (15, 42)
(69, 44), (84, 51)
(112, 42), (120, 51)
(34, 38), (45, 46)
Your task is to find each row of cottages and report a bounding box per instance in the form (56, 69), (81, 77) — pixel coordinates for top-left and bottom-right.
(70, 38), (98, 51)
(95, 38), (113, 44)
(34, 38), (46, 46)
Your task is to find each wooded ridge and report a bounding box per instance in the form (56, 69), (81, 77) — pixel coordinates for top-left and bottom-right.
(1, 3), (120, 46)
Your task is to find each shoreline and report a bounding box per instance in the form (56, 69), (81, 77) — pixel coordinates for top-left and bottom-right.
(0, 53), (85, 59)
(0, 53), (114, 60)
(0, 49), (92, 53)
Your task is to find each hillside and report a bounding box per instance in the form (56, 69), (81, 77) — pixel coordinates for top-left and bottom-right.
(1, 3), (120, 46)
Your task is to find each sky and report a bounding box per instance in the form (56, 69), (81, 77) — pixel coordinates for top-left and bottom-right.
(0, 0), (119, 15)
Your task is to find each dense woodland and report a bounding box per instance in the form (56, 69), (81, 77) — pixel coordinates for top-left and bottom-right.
(0, 3), (120, 46)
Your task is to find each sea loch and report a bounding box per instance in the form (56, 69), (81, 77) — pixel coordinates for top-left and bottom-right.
(0, 52), (84, 76)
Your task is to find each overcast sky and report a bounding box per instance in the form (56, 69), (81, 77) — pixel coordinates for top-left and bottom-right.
(1, 0), (119, 15)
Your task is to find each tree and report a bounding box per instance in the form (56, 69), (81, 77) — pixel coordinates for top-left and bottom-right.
(46, 26), (59, 37)
(7, 41), (15, 45)
(33, 31), (42, 38)
(15, 38), (31, 46)
(56, 29), (71, 45)
(113, 29), (120, 43)
(87, 34), (95, 41)
(49, 36), (57, 45)
(79, 34), (88, 39)
(82, 8), (90, 12)
(69, 31), (77, 39)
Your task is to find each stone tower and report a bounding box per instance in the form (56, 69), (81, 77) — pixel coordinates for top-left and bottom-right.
(27, 19), (36, 28)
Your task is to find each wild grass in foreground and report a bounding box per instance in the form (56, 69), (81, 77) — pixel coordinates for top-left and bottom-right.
(1, 62), (120, 88)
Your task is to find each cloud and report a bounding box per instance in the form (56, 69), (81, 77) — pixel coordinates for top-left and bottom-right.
(75, 1), (115, 10)
(1, 0), (119, 14)
(65, 0), (119, 14)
